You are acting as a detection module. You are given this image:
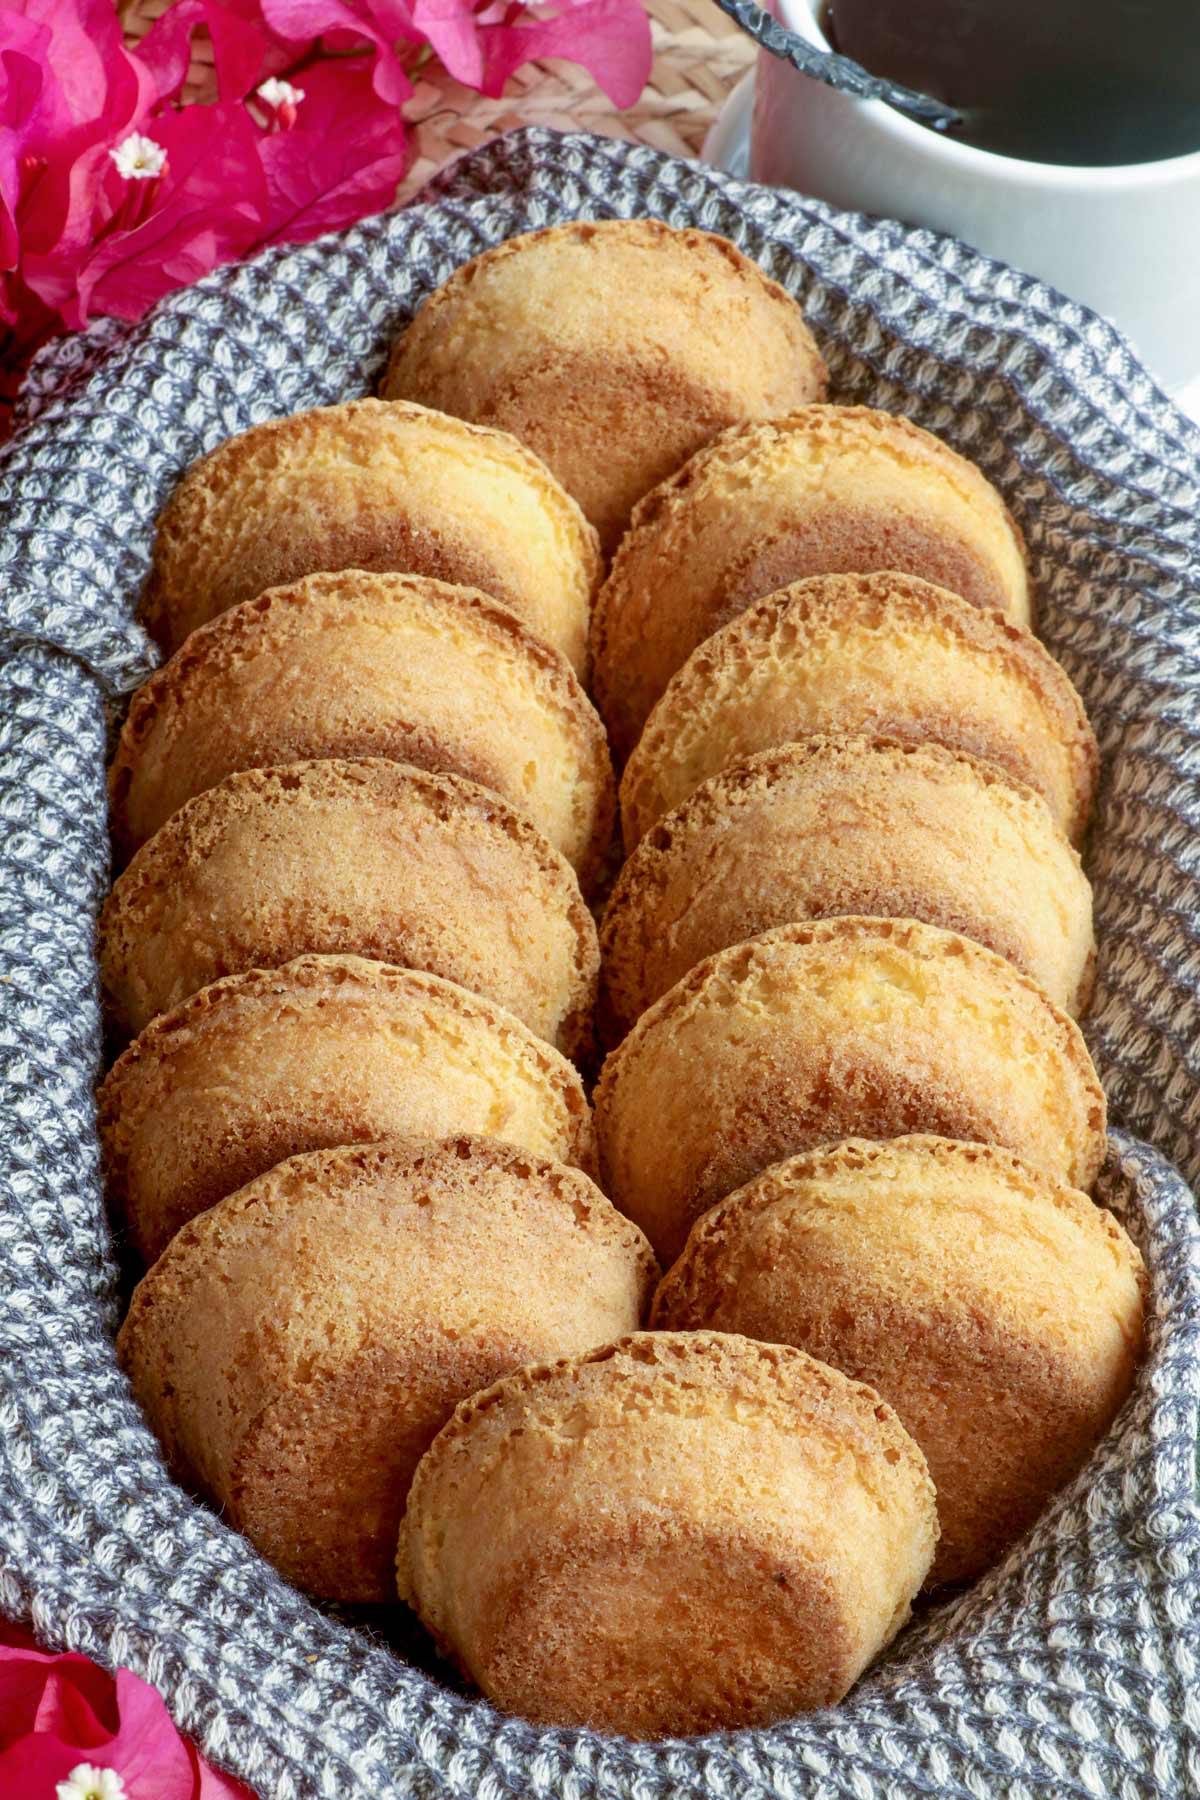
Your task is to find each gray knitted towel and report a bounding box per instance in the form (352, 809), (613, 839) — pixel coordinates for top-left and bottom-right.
(1, 127), (1200, 1800)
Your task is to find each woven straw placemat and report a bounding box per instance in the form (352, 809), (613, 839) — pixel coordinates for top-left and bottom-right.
(119, 0), (751, 190)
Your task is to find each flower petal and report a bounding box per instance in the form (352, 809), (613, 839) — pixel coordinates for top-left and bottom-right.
(31, 1668), (116, 1748)
(259, 0), (418, 103)
(0, 36), (60, 269)
(0, 1633), (255, 1800)
(8, 0), (157, 276)
(6, 0), (155, 129)
(0, 1739), (96, 1790)
(191, 1739), (258, 1798)
(0, 1645), (116, 1749)
(73, 103), (267, 323)
(255, 57), (407, 244)
(473, 0), (653, 104)
(135, 0), (275, 104)
(95, 1669), (197, 1798)
(408, 0), (485, 87)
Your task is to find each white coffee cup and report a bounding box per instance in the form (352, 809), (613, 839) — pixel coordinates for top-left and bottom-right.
(749, 0), (1200, 399)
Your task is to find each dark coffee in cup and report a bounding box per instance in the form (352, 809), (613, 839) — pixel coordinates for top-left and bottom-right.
(824, 0), (1200, 165)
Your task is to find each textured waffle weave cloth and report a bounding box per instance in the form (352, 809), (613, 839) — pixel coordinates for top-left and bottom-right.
(1, 128), (1200, 1800)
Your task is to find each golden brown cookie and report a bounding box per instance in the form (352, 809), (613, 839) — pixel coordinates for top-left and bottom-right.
(653, 1137), (1145, 1585)
(593, 407), (1031, 756)
(100, 954), (594, 1263)
(383, 220), (828, 554)
(397, 1331), (936, 1736)
(119, 1136), (657, 1602)
(142, 399), (601, 671)
(601, 737), (1094, 1037)
(594, 917), (1106, 1263)
(620, 572), (1097, 847)
(110, 572), (614, 886)
(100, 759), (599, 1055)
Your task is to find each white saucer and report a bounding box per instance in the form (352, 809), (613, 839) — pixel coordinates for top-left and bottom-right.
(700, 71), (1200, 424)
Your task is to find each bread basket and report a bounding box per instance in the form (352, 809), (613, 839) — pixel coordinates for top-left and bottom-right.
(1, 127), (1199, 1798)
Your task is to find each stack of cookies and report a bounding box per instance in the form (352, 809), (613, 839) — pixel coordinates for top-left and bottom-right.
(104, 219), (1145, 1744)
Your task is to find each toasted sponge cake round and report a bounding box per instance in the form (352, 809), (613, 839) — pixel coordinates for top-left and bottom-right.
(100, 760), (599, 1055)
(110, 572), (614, 885)
(594, 917), (1106, 1263)
(593, 406), (1031, 756)
(620, 572), (1097, 848)
(100, 954), (595, 1263)
(397, 1331), (936, 1737)
(653, 1137), (1145, 1586)
(142, 399), (601, 672)
(118, 1137), (657, 1602)
(383, 219), (828, 554)
(601, 738), (1094, 1037)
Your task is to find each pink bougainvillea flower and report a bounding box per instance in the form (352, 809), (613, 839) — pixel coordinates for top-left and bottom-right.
(0, 29), (52, 281)
(5, 0), (158, 294)
(13, 0), (145, 132)
(135, 0), (275, 104)
(1, 0), (652, 439)
(70, 101), (269, 322)
(260, 0), (652, 108)
(0, 1620), (255, 1798)
(21, 103), (264, 327)
(260, 0), (420, 103)
(253, 56), (410, 243)
(412, 0), (652, 104)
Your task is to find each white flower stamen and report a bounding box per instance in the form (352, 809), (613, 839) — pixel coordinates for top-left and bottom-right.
(109, 133), (166, 181)
(257, 77), (305, 109)
(57, 1765), (128, 1800)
